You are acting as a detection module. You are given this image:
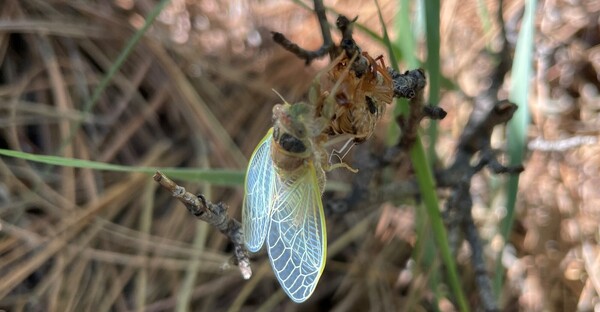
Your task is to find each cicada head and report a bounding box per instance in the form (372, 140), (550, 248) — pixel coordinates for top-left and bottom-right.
(272, 102), (314, 140)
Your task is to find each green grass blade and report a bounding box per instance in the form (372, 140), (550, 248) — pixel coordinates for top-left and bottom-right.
(373, 0), (405, 145)
(374, 1), (468, 310)
(494, 0), (537, 297)
(395, 0), (418, 67)
(373, 0), (398, 70)
(423, 0), (441, 161)
(0, 148), (244, 186)
(391, 2), (441, 306)
(410, 140), (469, 312)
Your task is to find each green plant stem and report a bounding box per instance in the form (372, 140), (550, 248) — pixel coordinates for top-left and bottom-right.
(0, 148), (244, 186)
(494, 0), (536, 298)
(423, 0), (441, 163)
(410, 138), (469, 312)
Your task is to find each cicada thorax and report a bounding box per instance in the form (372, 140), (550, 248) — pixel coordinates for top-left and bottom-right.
(270, 102), (327, 191)
(319, 52), (394, 143)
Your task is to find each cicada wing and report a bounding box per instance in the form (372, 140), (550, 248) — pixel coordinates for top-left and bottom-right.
(267, 162), (326, 303)
(243, 128), (275, 252)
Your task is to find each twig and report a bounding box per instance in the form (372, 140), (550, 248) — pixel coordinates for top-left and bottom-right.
(393, 68), (432, 148)
(423, 105), (448, 120)
(271, 0), (334, 64)
(153, 171), (251, 280)
(464, 214), (498, 312)
(434, 98), (521, 311)
(336, 15), (360, 58)
(527, 136), (598, 152)
(313, 0), (333, 58)
(388, 68), (427, 99)
(271, 32), (332, 65)
(432, 1), (524, 309)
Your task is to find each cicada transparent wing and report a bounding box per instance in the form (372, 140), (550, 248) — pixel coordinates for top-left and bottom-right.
(267, 161), (326, 303)
(243, 128), (275, 252)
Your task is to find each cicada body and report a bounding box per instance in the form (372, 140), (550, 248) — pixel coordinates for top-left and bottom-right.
(243, 101), (328, 303)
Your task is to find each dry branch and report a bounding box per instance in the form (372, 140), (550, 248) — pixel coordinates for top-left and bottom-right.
(432, 2), (524, 310)
(153, 171), (251, 280)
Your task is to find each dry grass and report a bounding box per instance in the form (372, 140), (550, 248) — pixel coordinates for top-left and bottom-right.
(0, 0), (599, 311)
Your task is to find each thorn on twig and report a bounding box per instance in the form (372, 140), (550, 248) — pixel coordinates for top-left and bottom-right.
(423, 106), (447, 120)
(153, 171), (252, 280)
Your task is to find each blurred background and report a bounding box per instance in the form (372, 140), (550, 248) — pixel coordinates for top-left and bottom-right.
(1, 0), (599, 311)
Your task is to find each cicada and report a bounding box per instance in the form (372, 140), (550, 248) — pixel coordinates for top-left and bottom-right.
(243, 99), (333, 303)
(242, 44), (392, 304)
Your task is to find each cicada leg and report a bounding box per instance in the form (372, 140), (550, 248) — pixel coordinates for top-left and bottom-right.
(323, 138), (358, 173)
(308, 53), (344, 114)
(325, 160), (358, 173)
(328, 138), (357, 170)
